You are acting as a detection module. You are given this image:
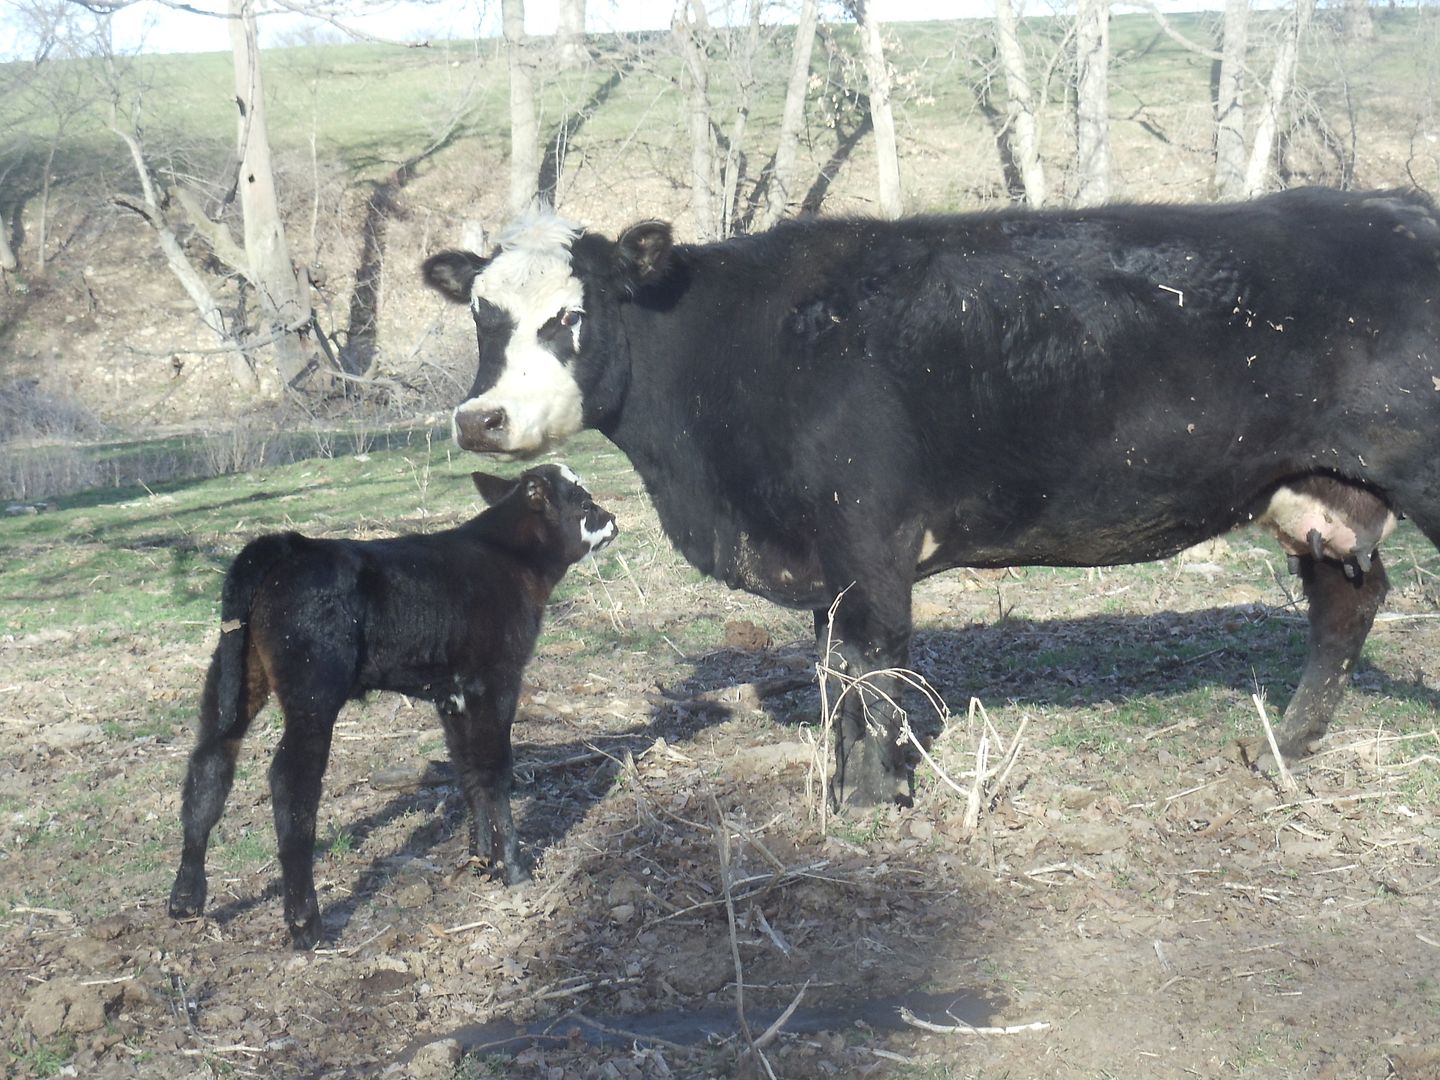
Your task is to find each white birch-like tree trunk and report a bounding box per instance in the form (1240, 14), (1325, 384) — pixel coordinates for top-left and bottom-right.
(504, 0), (541, 214)
(1243, 0), (1314, 196)
(230, 0), (321, 389)
(556, 0), (586, 66)
(718, 0), (762, 237)
(1074, 0), (1110, 205)
(1214, 0), (1249, 199)
(759, 0), (818, 229)
(995, 0), (1047, 207)
(673, 0), (716, 239)
(851, 1), (902, 218)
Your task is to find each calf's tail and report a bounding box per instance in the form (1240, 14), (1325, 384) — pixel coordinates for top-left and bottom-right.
(209, 532), (298, 740)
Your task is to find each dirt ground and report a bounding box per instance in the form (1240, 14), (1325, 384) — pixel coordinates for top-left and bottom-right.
(3, 479), (1440, 1080)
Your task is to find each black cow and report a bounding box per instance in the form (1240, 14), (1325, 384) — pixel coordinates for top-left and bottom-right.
(422, 188), (1440, 808)
(168, 465), (617, 949)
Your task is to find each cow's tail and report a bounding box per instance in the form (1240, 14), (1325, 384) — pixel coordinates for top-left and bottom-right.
(206, 533), (296, 742)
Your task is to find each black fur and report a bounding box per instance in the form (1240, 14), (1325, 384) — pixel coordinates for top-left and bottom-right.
(428, 188), (1440, 806)
(167, 465), (616, 949)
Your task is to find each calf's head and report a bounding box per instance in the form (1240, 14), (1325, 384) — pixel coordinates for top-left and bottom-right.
(423, 209), (674, 457)
(473, 463), (617, 564)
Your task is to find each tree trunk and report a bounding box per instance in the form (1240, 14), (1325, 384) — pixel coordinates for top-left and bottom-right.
(1342, 0), (1373, 40)
(556, 0), (586, 67)
(1243, 0), (1314, 196)
(718, 0), (762, 237)
(851, 1), (902, 218)
(229, 0), (325, 391)
(994, 0), (1047, 207)
(1214, 0), (1249, 199)
(673, 0), (716, 239)
(504, 0), (541, 214)
(36, 141), (55, 273)
(760, 0), (818, 229)
(1074, 0), (1110, 205)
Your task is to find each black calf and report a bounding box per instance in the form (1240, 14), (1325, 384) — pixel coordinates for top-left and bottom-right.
(167, 464), (617, 949)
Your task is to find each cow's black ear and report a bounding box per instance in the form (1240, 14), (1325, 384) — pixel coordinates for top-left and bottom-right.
(616, 220), (673, 288)
(472, 471), (517, 506)
(423, 250), (488, 305)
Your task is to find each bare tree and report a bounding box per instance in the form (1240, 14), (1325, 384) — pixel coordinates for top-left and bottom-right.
(504, 0), (541, 214)
(1214, 0), (1249, 198)
(1073, 0), (1110, 204)
(758, 0), (818, 229)
(556, 0), (586, 67)
(845, 0), (902, 218)
(673, 0), (716, 239)
(994, 0), (1047, 207)
(1243, 0), (1315, 195)
(717, 0), (763, 237)
(228, 0), (333, 390)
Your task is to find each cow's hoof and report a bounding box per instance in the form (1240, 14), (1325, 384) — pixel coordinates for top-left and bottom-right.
(503, 863), (532, 888)
(832, 774), (914, 810)
(1233, 733), (1313, 776)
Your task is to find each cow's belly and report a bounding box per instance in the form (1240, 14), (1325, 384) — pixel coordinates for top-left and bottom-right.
(711, 529), (831, 608)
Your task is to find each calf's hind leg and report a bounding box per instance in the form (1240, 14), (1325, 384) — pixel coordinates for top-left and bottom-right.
(1251, 553), (1388, 766)
(270, 705), (340, 950)
(169, 649), (269, 920)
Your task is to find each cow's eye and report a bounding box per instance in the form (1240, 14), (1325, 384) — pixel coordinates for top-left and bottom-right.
(560, 309), (582, 328)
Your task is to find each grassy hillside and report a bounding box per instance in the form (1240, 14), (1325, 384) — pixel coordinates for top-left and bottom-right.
(1, 8), (1438, 475)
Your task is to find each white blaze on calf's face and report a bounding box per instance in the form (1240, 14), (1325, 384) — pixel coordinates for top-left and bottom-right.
(454, 214), (588, 456)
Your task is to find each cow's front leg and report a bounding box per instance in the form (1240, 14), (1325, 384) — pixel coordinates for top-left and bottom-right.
(1248, 552), (1387, 768)
(438, 682), (528, 885)
(815, 585), (914, 809)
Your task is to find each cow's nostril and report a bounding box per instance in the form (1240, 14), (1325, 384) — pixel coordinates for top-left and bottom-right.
(480, 408), (507, 432)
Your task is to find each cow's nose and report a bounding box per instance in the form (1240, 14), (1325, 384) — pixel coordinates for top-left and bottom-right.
(479, 407), (507, 432)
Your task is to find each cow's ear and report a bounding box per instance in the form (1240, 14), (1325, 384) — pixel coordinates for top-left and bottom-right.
(616, 220), (673, 288)
(423, 250), (488, 305)
(472, 471), (517, 506)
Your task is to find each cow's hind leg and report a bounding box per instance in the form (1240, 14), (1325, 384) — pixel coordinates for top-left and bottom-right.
(169, 648), (268, 920)
(270, 704), (340, 950)
(1253, 553), (1388, 766)
(438, 683), (528, 885)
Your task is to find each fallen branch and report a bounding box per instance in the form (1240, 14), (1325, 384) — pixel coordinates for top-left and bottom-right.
(898, 1007), (1050, 1036)
(1253, 690), (1300, 794)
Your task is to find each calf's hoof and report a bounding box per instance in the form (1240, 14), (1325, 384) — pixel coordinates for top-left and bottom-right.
(503, 862), (532, 887)
(288, 913), (322, 951)
(168, 875), (206, 920)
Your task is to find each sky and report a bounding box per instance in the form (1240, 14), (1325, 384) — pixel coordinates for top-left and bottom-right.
(104, 0), (982, 56)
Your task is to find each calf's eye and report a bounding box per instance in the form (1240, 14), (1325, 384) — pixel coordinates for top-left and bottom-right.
(560, 309), (582, 328)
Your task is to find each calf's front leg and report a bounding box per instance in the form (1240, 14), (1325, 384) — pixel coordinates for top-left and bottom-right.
(438, 683), (528, 884)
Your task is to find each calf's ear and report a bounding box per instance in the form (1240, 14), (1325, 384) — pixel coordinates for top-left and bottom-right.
(616, 220), (673, 289)
(472, 471), (517, 506)
(423, 250), (489, 305)
(523, 475), (551, 512)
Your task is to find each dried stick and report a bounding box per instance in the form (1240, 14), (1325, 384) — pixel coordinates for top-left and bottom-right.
(898, 1007), (1050, 1036)
(1253, 690), (1300, 794)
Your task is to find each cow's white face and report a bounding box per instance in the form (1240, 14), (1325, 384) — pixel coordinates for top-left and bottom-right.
(425, 211), (675, 459)
(436, 213), (589, 458)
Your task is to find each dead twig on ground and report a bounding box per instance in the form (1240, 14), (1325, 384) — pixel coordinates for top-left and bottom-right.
(898, 1006), (1050, 1036)
(1253, 689), (1300, 794)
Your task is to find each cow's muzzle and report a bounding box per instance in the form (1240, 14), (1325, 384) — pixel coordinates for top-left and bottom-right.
(453, 404), (512, 454)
